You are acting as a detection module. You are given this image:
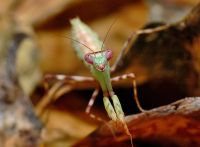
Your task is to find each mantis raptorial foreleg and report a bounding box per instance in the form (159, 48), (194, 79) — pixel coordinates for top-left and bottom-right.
(85, 87), (115, 127)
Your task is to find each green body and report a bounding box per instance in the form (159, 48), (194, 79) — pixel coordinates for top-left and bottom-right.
(70, 18), (124, 122)
(70, 18), (113, 93)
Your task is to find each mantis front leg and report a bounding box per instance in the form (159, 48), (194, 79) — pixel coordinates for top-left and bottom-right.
(86, 87), (119, 127)
(104, 94), (134, 146)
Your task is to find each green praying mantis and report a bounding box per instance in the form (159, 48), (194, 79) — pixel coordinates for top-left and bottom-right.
(37, 18), (169, 146)
(70, 18), (140, 145)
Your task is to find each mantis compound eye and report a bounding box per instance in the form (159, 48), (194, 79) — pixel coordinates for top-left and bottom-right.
(105, 49), (113, 61)
(84, 53), (93, 64)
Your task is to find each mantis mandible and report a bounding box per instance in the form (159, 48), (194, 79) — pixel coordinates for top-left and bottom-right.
(37, 18), (169, 146)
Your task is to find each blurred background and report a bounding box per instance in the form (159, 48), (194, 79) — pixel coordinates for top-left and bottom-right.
(0, 0), (199, 146)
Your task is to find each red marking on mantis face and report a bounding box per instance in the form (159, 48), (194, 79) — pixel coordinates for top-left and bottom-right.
(97, 64), (106, 71)
(84, 50), (113, 71)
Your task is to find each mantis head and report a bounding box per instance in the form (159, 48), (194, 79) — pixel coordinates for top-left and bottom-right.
(84, 49), (113, 71)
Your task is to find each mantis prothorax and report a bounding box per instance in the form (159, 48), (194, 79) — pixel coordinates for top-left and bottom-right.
(37, 18), (169, 146)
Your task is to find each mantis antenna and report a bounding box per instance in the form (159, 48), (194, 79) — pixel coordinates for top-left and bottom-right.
(100, 18), (118, 51)
(62, 35), (95, 53)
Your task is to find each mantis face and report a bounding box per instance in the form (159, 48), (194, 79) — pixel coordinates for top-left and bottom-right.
(84, 49), (113, 71)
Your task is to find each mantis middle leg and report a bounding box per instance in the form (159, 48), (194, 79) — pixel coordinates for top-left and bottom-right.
(111, 73), (146, 112)
(37, 75), (96, 116)
(111, 25), (170, 73)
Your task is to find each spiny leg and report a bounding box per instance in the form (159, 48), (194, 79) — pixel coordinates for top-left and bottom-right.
(102, 90), (134, 146)
(86, 88), (117, 138)
(111, 73), (146, 112)
(86, 88), (134, 143)
(111, 24), (170, 73)
(109, 94), (134, 147)
(86, 88), (117, 123)
(103, 95), (134, 147)
(103, 96), (118, 122)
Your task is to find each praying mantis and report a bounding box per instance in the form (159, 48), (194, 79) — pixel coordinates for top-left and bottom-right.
(37, 18), (169, 146)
